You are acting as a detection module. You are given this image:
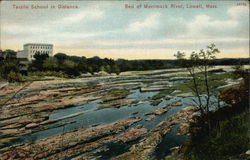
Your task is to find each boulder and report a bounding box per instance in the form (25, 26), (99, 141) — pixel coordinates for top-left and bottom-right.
(145, 107), (170, 116)
(25, 123), (39, 129)
(167, 100), (182, 107)
(145, 115), (155, 121)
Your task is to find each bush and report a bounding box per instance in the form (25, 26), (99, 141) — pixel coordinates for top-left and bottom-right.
(186, 112), (249, 160)
(7, 71), (23, 82)
(31, 71), (68, 78)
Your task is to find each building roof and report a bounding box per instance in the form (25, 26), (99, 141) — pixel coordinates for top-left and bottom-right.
(24, 43), (53, 46)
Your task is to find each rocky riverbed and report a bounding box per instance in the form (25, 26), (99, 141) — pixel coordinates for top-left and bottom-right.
(0, 67), (240, 159)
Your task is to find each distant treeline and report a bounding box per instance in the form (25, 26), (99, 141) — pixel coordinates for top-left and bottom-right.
(28, 53), (177, 76)
(126, 58), (249, 67)
(0, 49), (249, 81)
(211, 58), (249, 66)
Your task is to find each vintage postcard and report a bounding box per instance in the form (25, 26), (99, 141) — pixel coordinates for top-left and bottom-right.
(0, 0), (249, 159)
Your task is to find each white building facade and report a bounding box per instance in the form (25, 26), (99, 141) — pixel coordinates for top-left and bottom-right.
(17, 43), (53, 61)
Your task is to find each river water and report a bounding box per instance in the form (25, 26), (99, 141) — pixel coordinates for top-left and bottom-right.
(17, 67), (233, 158)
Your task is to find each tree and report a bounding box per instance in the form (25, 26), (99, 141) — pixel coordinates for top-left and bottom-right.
(63, 59), (76, 69)
(87, 66), (94, 75)
(111, 64), (121, 75)
(174, 51), (204, 114)
(104, 65), (111, 74)
(6, 71), (23, 82)
(29, 52), (49, 71)
(54, 53), (68, 61)
(62, 60), (79, 77)
(0, 59), (20, 81)
(174, 44), (220, 130)
(78, 60), (88, 73)
(198, 44), (220, 114)
(3, 49), (17, 59)
(0, 49), (22, 82)
(43, 57), (59, 71)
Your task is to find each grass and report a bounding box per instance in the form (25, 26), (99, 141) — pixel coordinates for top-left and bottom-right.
(105, 88), (130, 98)
(165, 149), (184, 160)
(150, 89), (174, 106)
(148, 72), (233, 105)
(99, 88), (131, 109)
(152, 89), (175, 100)
(186, 111), (249, 160)
(150, 99), (162, 106)
(171, 72), (231, 94)
(148, 71), (235, 107)
(98, 99), (124, 109)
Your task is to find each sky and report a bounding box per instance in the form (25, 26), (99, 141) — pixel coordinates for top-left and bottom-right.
(0, 0), (249, 59)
